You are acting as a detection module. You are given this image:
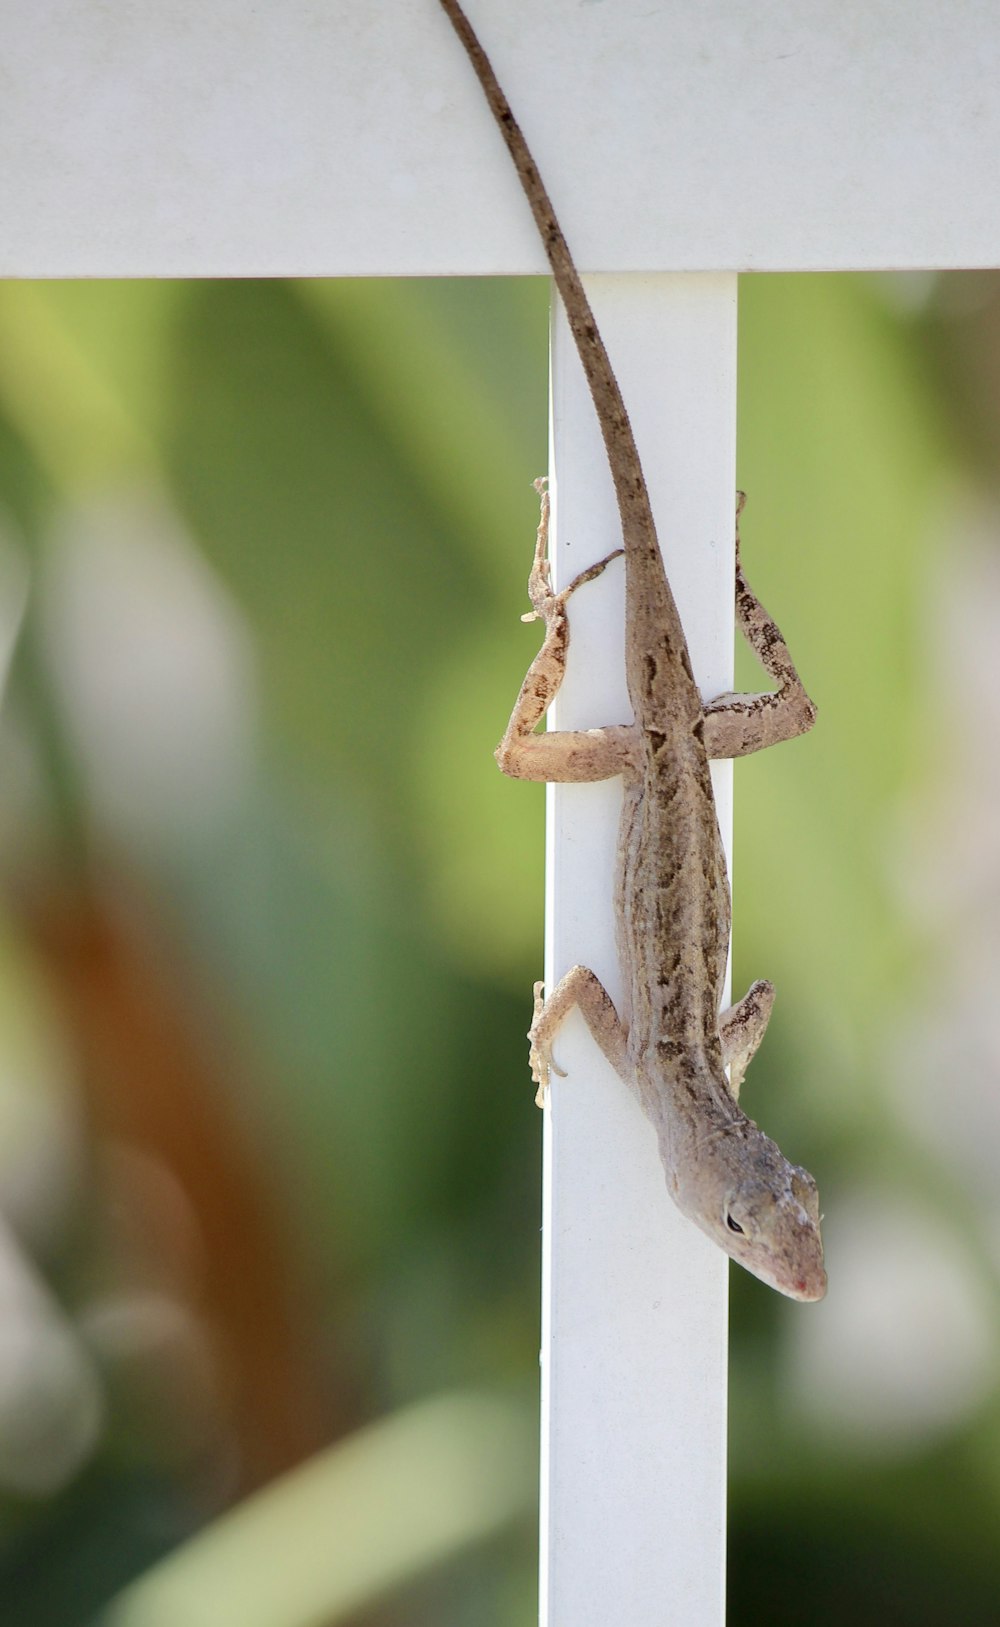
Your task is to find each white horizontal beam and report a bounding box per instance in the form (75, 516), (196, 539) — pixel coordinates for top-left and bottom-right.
(1, 0), (997, 277)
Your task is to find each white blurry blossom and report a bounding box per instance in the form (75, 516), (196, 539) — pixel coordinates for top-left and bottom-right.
(41, 493), (255, 848)
(886, 503), (1000, 1224)
(0, 1214), (103, 1495)
(788, 1186), (996, 1453)
(793, 498), (1000, 1461)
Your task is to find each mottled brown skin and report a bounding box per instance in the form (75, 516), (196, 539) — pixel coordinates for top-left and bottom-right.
(439, 0), (825, 1300)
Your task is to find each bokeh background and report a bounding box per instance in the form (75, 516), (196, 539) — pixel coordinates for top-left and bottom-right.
(0, 271), (998, 1624)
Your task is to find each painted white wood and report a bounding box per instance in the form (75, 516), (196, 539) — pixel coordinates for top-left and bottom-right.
(1, 0), (997, 276)
(540, 274), (735, 1627)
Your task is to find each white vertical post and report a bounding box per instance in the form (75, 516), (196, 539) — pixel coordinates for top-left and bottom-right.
(540, 273), (737, 1627)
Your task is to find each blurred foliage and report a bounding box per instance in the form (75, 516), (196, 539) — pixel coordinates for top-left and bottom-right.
(0, 267), (997, 1625)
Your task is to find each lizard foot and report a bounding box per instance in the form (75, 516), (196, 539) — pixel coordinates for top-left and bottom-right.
(522, 478), (623, 627)
(529, 979), (567, 1107)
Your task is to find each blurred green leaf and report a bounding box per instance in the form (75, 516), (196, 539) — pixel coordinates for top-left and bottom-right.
(101, 1392), (534, 1627)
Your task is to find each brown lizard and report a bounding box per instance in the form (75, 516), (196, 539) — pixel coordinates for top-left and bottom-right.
(438, 0), (826, 1300)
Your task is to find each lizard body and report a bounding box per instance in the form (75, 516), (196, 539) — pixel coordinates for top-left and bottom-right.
(438, 0), (826, 1300)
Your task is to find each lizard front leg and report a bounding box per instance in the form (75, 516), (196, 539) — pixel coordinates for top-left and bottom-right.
(529, 966), (630, 1106)
(495, 480), (638, 784)
(718, 978), (774, 1099)
(702, 493), (818, 759)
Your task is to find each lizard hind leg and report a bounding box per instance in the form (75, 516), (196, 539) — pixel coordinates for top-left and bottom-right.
(530, 966), (629, 1106)
(718, 978), (774, 1099)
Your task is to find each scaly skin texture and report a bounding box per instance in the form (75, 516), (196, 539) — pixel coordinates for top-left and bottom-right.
(438, 0), (825, 1300)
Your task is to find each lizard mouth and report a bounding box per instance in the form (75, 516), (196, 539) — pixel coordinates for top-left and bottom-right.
(735, 1251), (827, 1302)
(787, 1265), (828, 1302)
(772, 1254), (827, 1302)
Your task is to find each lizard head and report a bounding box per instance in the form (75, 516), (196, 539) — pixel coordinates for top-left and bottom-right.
(680, 1121), (827, 1301)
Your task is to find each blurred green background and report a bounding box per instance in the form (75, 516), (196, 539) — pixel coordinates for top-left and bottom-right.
(0, 270), (998, 1625)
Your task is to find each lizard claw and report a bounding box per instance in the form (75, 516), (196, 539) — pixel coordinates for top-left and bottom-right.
(525, 483), (556, 619)
(529, 979), (566, 1107)
(735, 490), (746, 567)
(523, 473), (621, 625)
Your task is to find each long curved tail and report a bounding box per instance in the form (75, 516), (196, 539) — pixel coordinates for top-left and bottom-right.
(437, 0), (695, 705)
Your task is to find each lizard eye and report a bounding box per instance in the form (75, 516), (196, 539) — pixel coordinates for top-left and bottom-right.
(726, 1213), (744, 1235)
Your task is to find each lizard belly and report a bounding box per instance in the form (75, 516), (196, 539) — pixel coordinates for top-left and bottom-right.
(615, 734), (731, 1065)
